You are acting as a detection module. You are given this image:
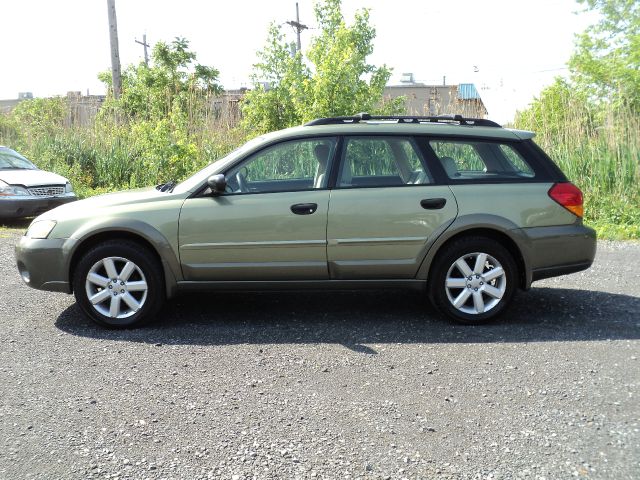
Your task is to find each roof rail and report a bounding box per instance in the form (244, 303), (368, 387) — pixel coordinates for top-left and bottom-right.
(305, 113), (502, 128)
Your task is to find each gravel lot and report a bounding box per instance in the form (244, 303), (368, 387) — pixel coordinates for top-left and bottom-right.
(1, 228), (639, 480)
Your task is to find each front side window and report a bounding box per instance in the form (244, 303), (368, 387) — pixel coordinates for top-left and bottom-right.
(226, 137), (337, 194)
(429, 140), (535, 180)
(338, 137), (432, 188)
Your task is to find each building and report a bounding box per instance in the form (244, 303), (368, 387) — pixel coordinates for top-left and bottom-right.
(210, 88), (246, 127)
(64, 92), (106, 127)
(383, 74), (488, 118)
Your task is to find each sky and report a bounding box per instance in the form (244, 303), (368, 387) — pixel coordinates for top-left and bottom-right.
(0, 0), (597, 123)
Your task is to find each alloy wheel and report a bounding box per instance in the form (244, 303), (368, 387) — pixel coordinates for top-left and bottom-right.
(84, 256), (148, 319)
(444, 252), (506, 315)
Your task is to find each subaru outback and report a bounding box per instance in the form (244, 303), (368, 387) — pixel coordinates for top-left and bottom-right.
(15, 114), (596, 327)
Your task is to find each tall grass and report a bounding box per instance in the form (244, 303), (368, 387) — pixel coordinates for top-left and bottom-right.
(0, 96), (245, 198)
(1, 91), (638, 239)
(514, 95), (640, 239)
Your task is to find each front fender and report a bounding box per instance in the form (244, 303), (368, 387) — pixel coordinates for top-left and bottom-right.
(63, 218), (182, 298)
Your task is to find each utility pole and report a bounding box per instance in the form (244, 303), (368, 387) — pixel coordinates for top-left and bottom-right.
(135, 33), (150, 66)
(107, 0), (122, 98)
(286, 2), (308, 53)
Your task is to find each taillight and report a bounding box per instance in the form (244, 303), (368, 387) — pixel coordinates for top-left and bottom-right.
(548, 182), (584, 218)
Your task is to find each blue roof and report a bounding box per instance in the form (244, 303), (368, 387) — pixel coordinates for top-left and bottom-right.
(458, 83), (481, 100)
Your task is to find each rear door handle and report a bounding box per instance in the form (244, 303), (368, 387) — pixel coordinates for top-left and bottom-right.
(420, 198), (447, 210)
(291, 203), (318, 215)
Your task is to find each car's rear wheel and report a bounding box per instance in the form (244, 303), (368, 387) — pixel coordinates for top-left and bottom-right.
(429, 236), (517, 324)
(72, 240), (165, 328)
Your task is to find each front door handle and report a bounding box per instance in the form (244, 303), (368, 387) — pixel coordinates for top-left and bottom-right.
(420, 198), (447, 210)
(291, 203), (318, 215)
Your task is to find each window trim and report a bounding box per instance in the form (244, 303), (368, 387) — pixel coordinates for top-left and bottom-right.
(195, 135), (340, 197)
(332, 135), (435, 190)
(416, 135), (555, 185)
(190, 133), (562, 198)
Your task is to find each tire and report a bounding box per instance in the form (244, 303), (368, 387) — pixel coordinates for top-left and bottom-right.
(429, 236), (517, 325)
(72, 240), (165, 328)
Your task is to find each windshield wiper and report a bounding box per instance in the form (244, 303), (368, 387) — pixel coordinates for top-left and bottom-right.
(156, 180), (177, 192)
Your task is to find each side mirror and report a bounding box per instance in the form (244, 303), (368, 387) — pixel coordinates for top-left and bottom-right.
(207, 174), (227, 195)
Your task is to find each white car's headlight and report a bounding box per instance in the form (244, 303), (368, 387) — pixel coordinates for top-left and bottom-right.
(26, 220), (57, 239)
(0, 180), (30, 196)
(65, 182), (74, 193)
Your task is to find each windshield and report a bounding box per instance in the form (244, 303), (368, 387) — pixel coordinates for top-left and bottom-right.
(172, 136), (267, 194)
(0, 149), (38, 170)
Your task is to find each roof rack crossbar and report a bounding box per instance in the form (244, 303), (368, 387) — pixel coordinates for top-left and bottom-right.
(305, 114), (501, 128)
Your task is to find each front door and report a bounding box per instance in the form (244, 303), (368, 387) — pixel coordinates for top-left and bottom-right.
(327, 136), (458, 279)
(179, 137), (337, 281)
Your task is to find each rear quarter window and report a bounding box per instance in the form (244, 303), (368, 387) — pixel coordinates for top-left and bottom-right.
(428, 140), (536, 181)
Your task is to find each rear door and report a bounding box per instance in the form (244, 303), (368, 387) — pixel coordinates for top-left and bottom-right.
(327, 136), (458, 279)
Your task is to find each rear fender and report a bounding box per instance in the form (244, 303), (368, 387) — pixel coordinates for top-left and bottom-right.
(416, 214), (532, 288)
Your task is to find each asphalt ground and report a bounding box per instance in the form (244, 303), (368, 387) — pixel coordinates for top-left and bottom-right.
(1, 226), (638, 479)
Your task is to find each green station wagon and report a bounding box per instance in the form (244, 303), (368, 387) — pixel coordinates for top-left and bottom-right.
(15, 114), (596, 327)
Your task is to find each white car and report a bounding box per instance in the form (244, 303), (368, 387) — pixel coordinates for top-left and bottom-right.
(0, 146), (77, 219)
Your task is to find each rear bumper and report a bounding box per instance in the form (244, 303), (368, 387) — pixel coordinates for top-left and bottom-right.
(15, 236), (73, 293)
(0, 194), (77, 219)
(531, 261), (594, 282)
(519, 223), (597, 288)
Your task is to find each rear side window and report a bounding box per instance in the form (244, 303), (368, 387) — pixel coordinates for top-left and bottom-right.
(338, 137), (433, 188)
(429, 140), (535, 180)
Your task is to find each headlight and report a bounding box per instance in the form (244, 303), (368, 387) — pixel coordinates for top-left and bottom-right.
(65, 181), (74, 193)
(0, 180), (30, 196)
(26, 220), (57, 239)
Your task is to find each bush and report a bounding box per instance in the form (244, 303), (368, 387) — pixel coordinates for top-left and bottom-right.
(514, 80), (639, 239)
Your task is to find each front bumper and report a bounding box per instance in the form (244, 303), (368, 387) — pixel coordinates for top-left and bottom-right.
(519, 223), (597, 287)
(15, 236), (73, 293)
(0, 194), (77, 219)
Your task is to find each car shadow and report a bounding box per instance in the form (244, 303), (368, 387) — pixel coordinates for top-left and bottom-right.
(54, 287), (640, 351)
(0, 218), (31, 230)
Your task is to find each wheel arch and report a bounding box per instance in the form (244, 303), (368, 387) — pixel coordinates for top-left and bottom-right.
(418, 216), (531, 290)
(66, 221), (180, 298)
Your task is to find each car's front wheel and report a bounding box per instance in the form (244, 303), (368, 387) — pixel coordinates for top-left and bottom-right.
(72, 240), (165, 328)
(429, 236), (517, 324)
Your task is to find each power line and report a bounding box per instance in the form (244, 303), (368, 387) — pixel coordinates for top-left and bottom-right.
(534, 66), (569, 73)
(135, 33), (150, 66)
(285, 2), (308, 53)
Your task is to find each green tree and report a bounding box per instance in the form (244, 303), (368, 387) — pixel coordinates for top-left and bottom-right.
(241, 25), (309, 134)
(569, 0), (640, 110)
(303, 0), (400, 120)
(514, 2), (640, 240)
(99, 37), (223, 121)
(95, 38), (225, 184)
(242, 0), (403, 134)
